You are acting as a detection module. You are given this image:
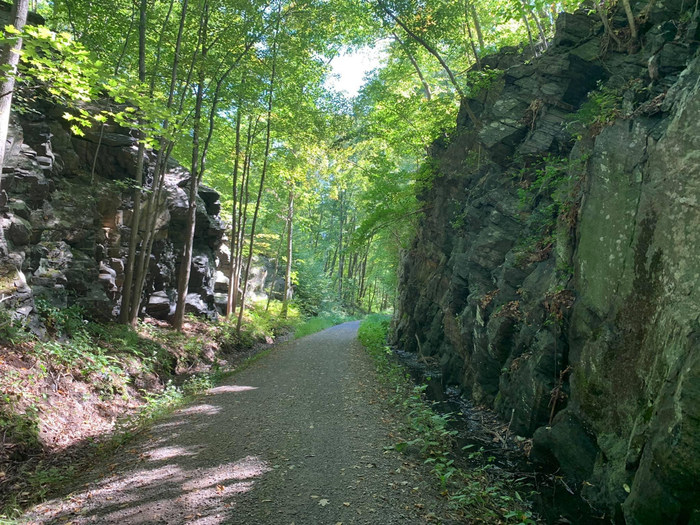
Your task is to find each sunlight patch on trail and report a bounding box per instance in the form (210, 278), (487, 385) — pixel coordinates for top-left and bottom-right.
(208, 385), (258, 394)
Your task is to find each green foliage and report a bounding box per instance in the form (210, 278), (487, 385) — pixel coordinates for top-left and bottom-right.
(294, 310), (355, 338)
(512, 154), (588, 266)
(566, 81), (625, 136)
(0, 309), (30, 345)
(358, 315), (537, 523)
(293, 256), (338, 316)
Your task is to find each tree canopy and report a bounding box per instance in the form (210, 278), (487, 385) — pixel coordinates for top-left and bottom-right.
(0, 0), (582, 321)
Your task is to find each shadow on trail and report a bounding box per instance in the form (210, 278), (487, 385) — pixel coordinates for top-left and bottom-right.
(31, 385), (270, 525)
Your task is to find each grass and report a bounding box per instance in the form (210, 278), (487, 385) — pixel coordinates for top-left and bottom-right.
(0, 298), (303, 522)
(0, 334), (283, 523)
(357, 315), (538, 524)
(294, 310), (356, 339)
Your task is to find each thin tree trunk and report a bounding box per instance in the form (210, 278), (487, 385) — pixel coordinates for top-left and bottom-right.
(128, 0), (188, 325)
(464, 1), (482, 70)
(379, 1), (480, 127)
(313, 205), (324, 252)
(226, 107), (243, 316)
(337, 192), (345, 302)
(231, 116), (257, 315)
(119, 0), (147, 324)
(529, 7), (548, 49)
(621, 0), (638, 51)
(596, 0), (623, 49)
(149, 0), (175, 94)
(517, 0), (538, 57)
(173, 0), (209, 331)
(236, 10), (281, 334)
(90, 123), (105, 185)
(114, 1), (135, 75)
(281, 189), (294, 318)
(0, 0), (29, 185)
(470, 2), (485, 53)
(328, 245), (337, 277)
(265, 226), (286, 312)
(392, 31), (432, 100)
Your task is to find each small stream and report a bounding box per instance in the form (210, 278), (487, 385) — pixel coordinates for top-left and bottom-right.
(391, 349), (607, 525)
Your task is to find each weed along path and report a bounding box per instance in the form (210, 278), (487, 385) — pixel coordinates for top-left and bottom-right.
(23, 322), (451, 525)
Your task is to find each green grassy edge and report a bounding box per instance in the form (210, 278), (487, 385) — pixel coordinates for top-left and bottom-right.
(0, 343), (281, 524)
(356, 314), (538, 525)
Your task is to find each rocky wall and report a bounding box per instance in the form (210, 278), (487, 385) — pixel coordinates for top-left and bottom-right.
(393, 2), (700, 523)
(0, 98), (227, 324)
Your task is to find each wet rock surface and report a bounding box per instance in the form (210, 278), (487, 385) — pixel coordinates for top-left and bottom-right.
(393, 1), (700, 522)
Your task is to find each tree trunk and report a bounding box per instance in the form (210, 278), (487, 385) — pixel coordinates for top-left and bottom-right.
(173, 0), (209, 331)
(282, 190), (294, 319)
(379, 0), (480, 127)
(313, 205), (324, 252)
(392, 31), (432, 100)
(119, 0), (147, 325)
(621, 0), (639, 52)
(265, 226), (286, 311)
(226, 107), (243, 316)
(464, 1), (482, 70)
(337, 191), (345, 302)
(517, 0), (538, 57)
(281, 189), (294, 318)
(236, 10), (281, 334)
(596, 0), (623, 49)
(470, 2), (485, 53)
(128, 0), (189, 325)
(0, 0), (29, 188)
(231, 117), (256, 315)
(528, 6), (548, 50)
(114, 1), (135, 75)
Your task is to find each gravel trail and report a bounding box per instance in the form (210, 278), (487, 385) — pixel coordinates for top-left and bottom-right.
(23, 322), (451, 525)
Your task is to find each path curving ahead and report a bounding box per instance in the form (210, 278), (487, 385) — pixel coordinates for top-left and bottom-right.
(24, 322), (451, 525)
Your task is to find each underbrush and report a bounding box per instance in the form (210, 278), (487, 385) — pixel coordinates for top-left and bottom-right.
(294, 310), (356, 339)
(357, 315), (537, 524)
(0, 297), (298, 520)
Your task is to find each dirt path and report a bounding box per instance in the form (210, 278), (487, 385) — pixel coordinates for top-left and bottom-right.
(23, 322), (452, 525)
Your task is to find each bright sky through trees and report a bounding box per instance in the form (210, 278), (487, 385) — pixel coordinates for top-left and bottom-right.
(327, 45), (384, 96)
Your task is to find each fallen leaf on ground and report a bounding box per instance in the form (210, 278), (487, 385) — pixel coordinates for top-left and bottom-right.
(319, 499), (329, 507)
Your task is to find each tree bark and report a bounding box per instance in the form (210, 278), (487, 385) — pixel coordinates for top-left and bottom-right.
(226, 107), (243, 316)
(265, 225), (286, 312)
(469, 2), (485, 53)
(236, 10), (281, 334)
(392, 31), (432, 100)
(231, 117), (257, 315)
(0, 0), (29, 185)
(621, 0), (639, 51)
(517, 0), (538, 57)
(337, 191), (345, 302)
(128, 0), (189, 325)
(463, 1), (482, 70)
(596, 0), (623, 49)
(119, 0), (147, 325)
(379, 1), (480, 127)
(173, 0), (209, 331)
(281, 189), (294, 318)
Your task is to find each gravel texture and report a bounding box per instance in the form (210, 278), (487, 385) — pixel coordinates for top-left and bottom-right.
(23, 322), (452, 525)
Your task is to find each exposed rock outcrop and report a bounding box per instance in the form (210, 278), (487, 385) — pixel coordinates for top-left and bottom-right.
(393, 2), (700, 522)
(0, 100), (226, 324)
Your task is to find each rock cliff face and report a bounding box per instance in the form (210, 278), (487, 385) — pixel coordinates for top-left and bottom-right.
(0, 99), (226, 324)
(393, 2), (700, 523)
